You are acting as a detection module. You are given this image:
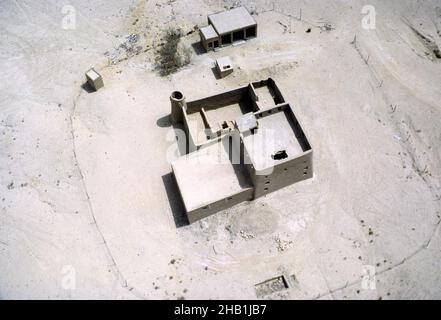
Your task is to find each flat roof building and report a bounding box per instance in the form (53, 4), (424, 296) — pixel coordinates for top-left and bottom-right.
(215, 56), (234, 78)
(168, 78), (313, 223)
(208, 7), (257, 35)
(199, 7), (257, 52)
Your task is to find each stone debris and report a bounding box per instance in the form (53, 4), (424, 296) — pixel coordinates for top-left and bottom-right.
(105, 33), (143, 64)
(240, 230), (255, 239)
(275, 235), (293, 251)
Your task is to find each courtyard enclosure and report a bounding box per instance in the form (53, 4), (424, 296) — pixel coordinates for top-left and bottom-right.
(169, 78), (313, 223)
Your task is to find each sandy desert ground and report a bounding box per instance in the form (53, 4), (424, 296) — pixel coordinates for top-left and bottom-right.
(1, 0), (441, 299)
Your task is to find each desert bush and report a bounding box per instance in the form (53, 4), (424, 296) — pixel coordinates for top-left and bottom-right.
(155, 28), (192, 76)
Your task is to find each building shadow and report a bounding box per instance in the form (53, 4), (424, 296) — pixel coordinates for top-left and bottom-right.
(81, 82), (96, 93)
(162, 173), (189, 228)
(210, 66), (221, 80)
(156, 114), (172, 128)
(191, 41), (206, 56)
(156, 115), (188, 156)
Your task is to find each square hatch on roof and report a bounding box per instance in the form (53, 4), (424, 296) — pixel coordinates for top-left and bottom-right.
(208, 7), (256, 35)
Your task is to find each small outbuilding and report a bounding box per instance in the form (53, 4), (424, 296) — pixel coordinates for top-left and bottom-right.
(85, 68), (104, 91)
(200, 7), (257, 52)
(200, 25), (220, 51)
(215, 56), (233, 78)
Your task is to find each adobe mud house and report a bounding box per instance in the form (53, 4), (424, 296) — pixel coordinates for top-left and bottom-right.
(169, 78), (313, 223)
(199, 6), (257, 52)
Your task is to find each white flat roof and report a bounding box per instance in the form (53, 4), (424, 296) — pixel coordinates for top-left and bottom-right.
(172, 140), (252, 212)
(200, 25), (218, 41)
(216, 56), (232, 68)
(208, 7), (256, 35)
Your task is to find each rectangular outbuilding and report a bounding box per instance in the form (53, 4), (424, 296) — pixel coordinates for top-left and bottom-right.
(200, 25), (219, 51)
(85, 68), (104, 91)
(199, 7), (257, 52)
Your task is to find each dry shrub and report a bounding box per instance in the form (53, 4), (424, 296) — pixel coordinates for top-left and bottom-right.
(155, 28), (192, 76)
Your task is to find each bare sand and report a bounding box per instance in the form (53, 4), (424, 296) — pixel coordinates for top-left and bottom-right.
(1, 0), (440, 299)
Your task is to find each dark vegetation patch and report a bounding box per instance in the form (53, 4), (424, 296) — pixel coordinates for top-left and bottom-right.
(155, 28), (192, 76)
